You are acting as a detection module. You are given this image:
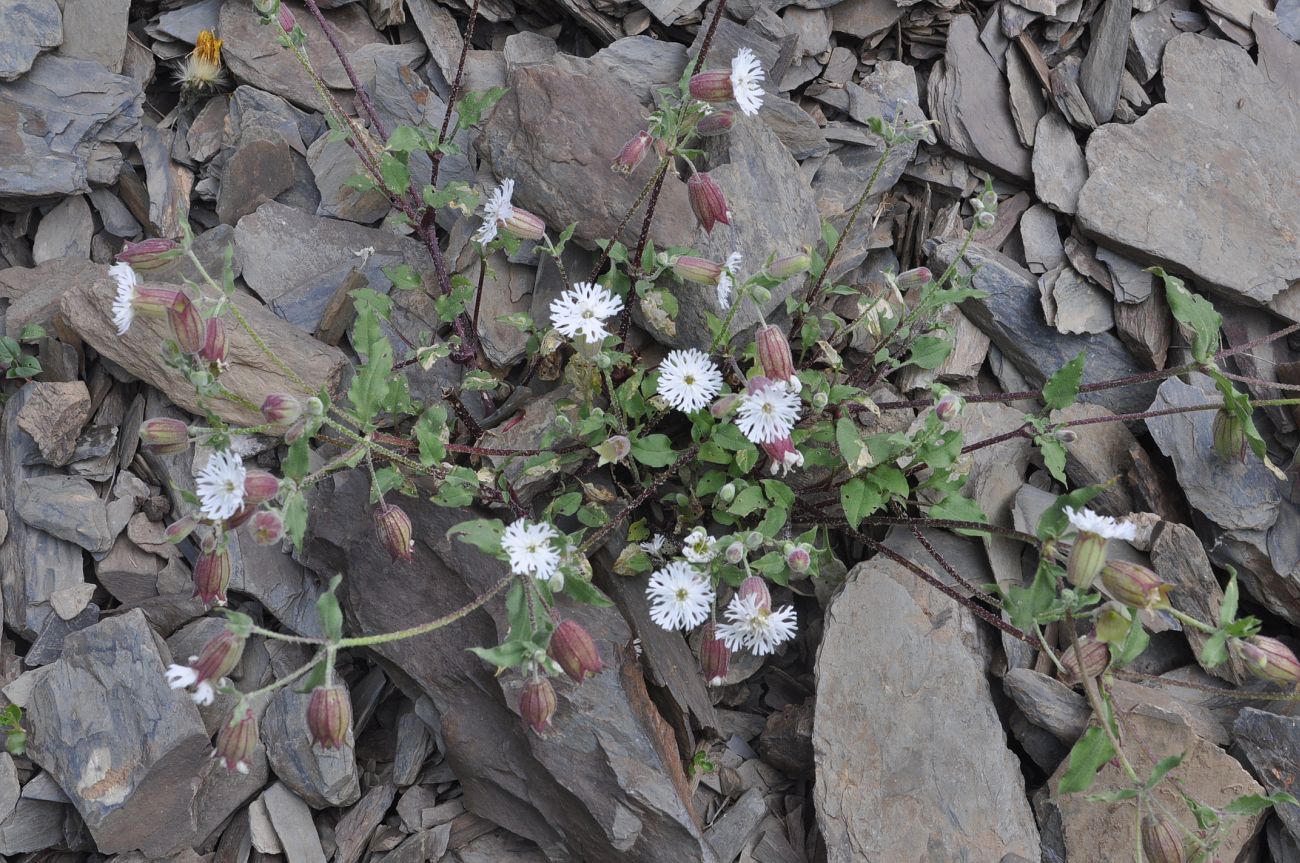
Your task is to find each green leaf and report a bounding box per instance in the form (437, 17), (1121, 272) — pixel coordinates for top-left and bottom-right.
(1224, 792), (1299, 817)
(316, 575), (344, 642)
(928, 494), (988, 534)
(728, 485), (767, 517)
(378, 152), (411, 195)
(905, 335), (952, 370)
(1037, 486), (1105, 540)
(841, 477), (884, 529)
(447, 519), (505, 554)
(282, 490), (308, 552)
(454, 86), (507, 128)
(386, 125), (423, 154)
(1058, 727), (1116, 794)
(1146, 754), (1184, 789)
(1112, 611), (1150, 668)
(631, 433), (676, 468)
(563, 577), (614, 607)
(1038, 434), (1069, 483)
(1153, 267), (1221, 362)
(1043, 352), (1086, 411)
(1201, 630), (1230, 668)
(468, 641), (530, 670)
(414, 406), (448, 466)
(1221, 569), (1240, 626)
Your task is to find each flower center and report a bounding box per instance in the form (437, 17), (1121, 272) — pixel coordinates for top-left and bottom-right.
(582, 310), (594, 319)
(762, 403), (774, 415)
(684, 375), (695, 385)
(675, 588), (689, 601)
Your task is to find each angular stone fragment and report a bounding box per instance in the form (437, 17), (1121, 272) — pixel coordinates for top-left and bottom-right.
(58, 0), (130, 73)
(1144, 375), (1281, 532)
(0, 0), (62, 81)
(262, 782), (327, 863)
(17, 382), (91, 467)
(1234, 708), (1300, 842)
(1150, 523), (1243, 682)
(927, 16), (1032, 181)
(260, 684), (360, 809)
(1031, 113), (1087, 214)
(61, 273), (347, 426)
(1079, 0), (1134, 123)
(0, 55), (143, 198)
(33, 195), (94, 264)
(930, 241), (1156, 414)
(25, 610), (209, 856)
(218, 138), (296, 226)
(1078, 32), (1300, 309)
(815, 555), (1040, 862)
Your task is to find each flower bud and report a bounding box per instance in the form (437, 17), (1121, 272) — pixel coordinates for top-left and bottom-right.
(141, 418), (190, 454)
(165, 516), (199, 543)
(756, 324), (796, 388)
(168, 293), (204, 354)
(200, 317), (228, 366)
(1211, 409), (1246, 462)
(131, 286), (187, 318)
(718, 482), (736, 503)
(1055, 428), (1079, 444)
(594, 435), (631, 467)
(261, 393), (302, 427)
(980, 189), (999, 212)
(895, 267), (932, 291)
(768, 251), (811, 280)
(115, 238), (181, 270)
(502, 208), (546, 242)
(224, 504), (257, 531)
(548, 619), (602, 682)
(276, 4), (296, 30)
(305, 396), (325, 417)
(744, 530), (764, 550)
(699, 623), (731, 685)
(284, 417), (307, 444)
(725, 541), (745, 564)
(738, 575), (771, 611)
(787, 545), (811, 573)
(306, 685), (353, 749)
(1066, 531), (1109, 592)
(213, 708), (259, 774)
(193, 545), (233, 606)
(762, 436), (804, 476)
(374, 503), (414, 561)
(935, 392), (962, 423)
(1235, 636), (1300, 687)
(250, 510), (284, 545)
(710, 393), (740, 418)
(612, 130), (653, 174)
(520, 677), (556, 734)
(750, 284), (771, 305)
(696, 111), (736, 137)
(975, 210), (995, 230)
(252, 0), (280, 14)
(243, 470), (280, 505)
(688, 70), (734, 103)
(193, 628), (245, 684)
(1141, 815), (1186, 863)
(687, 172), (731, 234)
(1100, 560), (1172, 611)
(673, 255), (723, 286)
(1058, 637), (1110, 686)
(812, 391), (829, 411)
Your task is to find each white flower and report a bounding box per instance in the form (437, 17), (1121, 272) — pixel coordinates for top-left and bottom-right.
(473, 178), (515, 245)
(192, 681), (216, 705)
(1064, 506), (1137, 541)
(730, 48), (765, 116)
(165, 664), (198, 690)
(549, 281), (624, 344)
(682, 526), (717, 564)
(716, 595), (797, 655)
(657, 349), (724, 413)
(736, 380), (801, 444)
(646, 562), (714, 631)
(640, 534), (667, 555)
(110, 262), (140, 335)
(501, 519), (561, 582)
(716, 252), (742, 309)
(196, 451), (247, 521)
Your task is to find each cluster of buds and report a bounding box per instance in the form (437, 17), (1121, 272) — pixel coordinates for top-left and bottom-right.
(1234, 635), (1300, 686)
(971, 188), (998, 230)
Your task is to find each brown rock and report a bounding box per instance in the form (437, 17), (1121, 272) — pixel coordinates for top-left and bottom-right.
(60, 276), (347, 426)
(757, 700), (814, 779)
(16, 381), (91, 467)
(217, 138), (296, 226)
(1150, 522), (1245, 683)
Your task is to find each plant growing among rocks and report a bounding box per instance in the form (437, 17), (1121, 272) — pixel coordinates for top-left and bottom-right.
(94, 0), (1300, 857)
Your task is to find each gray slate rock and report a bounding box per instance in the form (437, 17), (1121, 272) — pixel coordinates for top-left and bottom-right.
(261, 782), (327, 863)
(1144, 375), (1281, 532)
(929, 240), (1157, 414)
(0, 54), (142, 198)
(1079, 0), (1133, 123)
(0, 799), (67, 854)
(928, 15), (1032, 181)
(815, 555), (1040, 861)
(218, 138), (296, 226)
(0, 0), (61, 80)
(0, 385), (86, 639)
(1002, 668), (1090, 741)
(58, 0), (130, 73)
(1233, 709), (1300, 842)
(302, 470), (718, 863)
(16, 381), (91, 467)
(25, 609), (210, 856)
(1150, 522), (1243, 682)
(261, 684), (360, 809)
(308, 133), (391, 224)
(33, 196), (94, 264)
(1077, 31), (1300, 310)
(1031, 113), (1087, 214)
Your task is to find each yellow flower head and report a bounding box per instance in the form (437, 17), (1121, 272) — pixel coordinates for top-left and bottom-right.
(178, 30), (226, 94)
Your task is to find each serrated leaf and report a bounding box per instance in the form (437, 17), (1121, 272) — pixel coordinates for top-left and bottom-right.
(1044, 351), (1086, 411)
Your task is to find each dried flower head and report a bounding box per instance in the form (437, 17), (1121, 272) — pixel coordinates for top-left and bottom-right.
(193, 544), (233, 606)
(687, 172), (731, 234)
(699, 623), (731, 685)
(520, 677), (557, 734)
(306, 685), (353, 749)
(374, 503), (414, 561)
(549, 619), (603, 682)
(178, 30), (226, 94)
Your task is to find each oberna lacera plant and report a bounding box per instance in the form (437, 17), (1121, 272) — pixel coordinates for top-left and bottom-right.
(104, 0), (1300, 856)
